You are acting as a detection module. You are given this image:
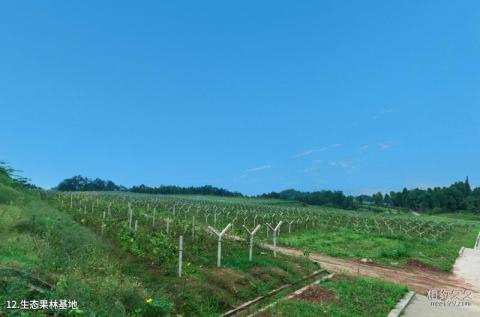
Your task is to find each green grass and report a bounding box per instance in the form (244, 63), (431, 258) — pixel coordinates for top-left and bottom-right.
(278, 223), (479, 271)
(262, 274), (408, 317)
(434, 212), (480, 222)
(0, 197), (317, 316)
(4, 180), (476, 316)
(0, 201), (174, 316)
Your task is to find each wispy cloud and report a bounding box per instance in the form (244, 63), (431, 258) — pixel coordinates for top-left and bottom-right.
(293, 144), (341, 159)
(339, 160), (352, 168)
(293, 148), (326, 158)
(372, 108), (393, 120)
(245, 165), (271, 173)
(241, 165), (272, 177)
(303, 160), (322, 173)
(378, 143), (391, 150)
(329, 160), (354, 169)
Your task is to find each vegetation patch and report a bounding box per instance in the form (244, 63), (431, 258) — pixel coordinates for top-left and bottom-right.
(261, 274), (408, 317)
(279, 220), (479, 271)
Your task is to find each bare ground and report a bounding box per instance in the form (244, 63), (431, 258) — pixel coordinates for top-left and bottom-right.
(260, 242), (480, 305)
(291, 285), (336, 304)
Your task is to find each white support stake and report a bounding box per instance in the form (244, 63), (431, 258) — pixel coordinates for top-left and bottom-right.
(128, 203), (133, 229)
(243, 224), (261, 261)
(166, 218), (171, 235)
(192, 216), (195, 240)
(178, 235), (183, 277)
(208, 223), (232, 268)
(288, 220), (295, 233)
(101, 211), (106, 236)
(267, 221), (283, 257)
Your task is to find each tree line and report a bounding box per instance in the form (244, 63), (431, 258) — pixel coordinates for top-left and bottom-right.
(55, 175), (479, 213)
(54, 175), (242, 197)
(258, 189), (356, 210)
(130, 184), (242, 197)
(260, 178), (479, 213)
(361, 177), (480, 213)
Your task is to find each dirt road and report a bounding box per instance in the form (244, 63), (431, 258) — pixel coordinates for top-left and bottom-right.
(259, 242), (480, 305)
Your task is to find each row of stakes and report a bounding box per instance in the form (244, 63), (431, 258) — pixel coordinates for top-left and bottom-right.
(69, 199), (298, 278)
(177, 221), (283, 277)
(104, 204), (286, 277)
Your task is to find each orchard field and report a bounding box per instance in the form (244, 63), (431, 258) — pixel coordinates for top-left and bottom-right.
(2, 180), (479, 316)
(55, 191), (479, 272)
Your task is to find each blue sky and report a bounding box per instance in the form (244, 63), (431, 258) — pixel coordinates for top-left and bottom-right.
(1, 1), (479, 195)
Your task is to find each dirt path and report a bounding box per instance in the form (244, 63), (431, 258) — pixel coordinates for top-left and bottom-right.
(259, 242), (480, 305)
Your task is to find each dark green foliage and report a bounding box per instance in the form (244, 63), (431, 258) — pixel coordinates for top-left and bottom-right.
(381, 177), (480, 213)
(0, 161), (40, 204)
(259, 177), (480, 213)
(258, 189), (356, 210)
(0, 183), (21, 204)
(131, 184), (243, 197)
(55, 175), (126, 192)
(54, 175), (243, 197)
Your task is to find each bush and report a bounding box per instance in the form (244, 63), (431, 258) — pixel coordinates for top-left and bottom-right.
(0, 183), (21, 204)
(380, 245), (409, 259)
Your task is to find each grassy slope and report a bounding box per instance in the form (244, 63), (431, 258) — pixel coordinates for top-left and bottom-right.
(0, 199), (175, 316)
(263, 274), (408, 317)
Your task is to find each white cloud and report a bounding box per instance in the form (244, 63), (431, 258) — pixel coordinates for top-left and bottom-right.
(304, 166), (316, 172)
(293, 147), (328, 158)
(245, 165), (271, 173)
(329, 160), (354, 169)
(241, 165), (272, 177)
(303, 160), (322, 173)
(372, 108), (393, 120)
(379, 143), (391, 150)
(293, 145), (341, 159)
(338, 160), (351, 168)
